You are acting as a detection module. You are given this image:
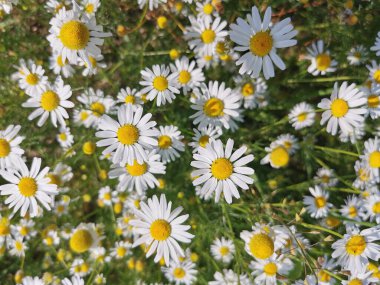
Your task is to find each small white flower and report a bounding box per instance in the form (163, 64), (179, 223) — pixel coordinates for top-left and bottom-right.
(0, 125), (24, 170)
(288, 102), (315, 130)
(303, 186), (332, 218)
(210, 237), (235, 264)
(306, 40), (338, 76)
(370, 31), (380, 57)
(156, 125), (185, 163)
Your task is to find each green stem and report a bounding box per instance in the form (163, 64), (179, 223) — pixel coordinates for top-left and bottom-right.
(300, 223), (343, 238)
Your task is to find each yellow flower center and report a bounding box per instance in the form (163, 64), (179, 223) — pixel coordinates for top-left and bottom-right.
(199, 135), (210, 148)
(318, 270), (331, 282)
(249, 31), (273, 57)
(117, 124), (139, 145)
(41, 90), (60, 111)
(134, 199), (140, 208)
(59, 20), (90, 50)
(117, 247), (127, 257)
(178, 70), (191, 84)
(348, 279), (363, 285)
(297, 112), (307, 122)
(103, 192), (111, 201)
(45, 236), (54, 246)
(81, 263), (90, 273)
(263, 262), (277, 276)
(59, 133), (67, 141)
(80, 111), (89, 121)
(150, 219), (171, 241)
(18, 177), (37, 197)
(358, 168), (369, 181)
(158, 135), (172, 149)
(270, 146), (289, 168)
(203, 3), (213, 14)
(203, 98), (224, 117)
(211, 158), (233, 180)
(56, 55), (67, 67)
(372, 202), (380, 214)
(19, 226), (29, 236)
(330, 98), (349, 118)
(173, 267), (186, 279)
(47, 173), (61, 186)
(91, 102), (106, 117)
(369, 151), (380, 168)
(219, 246), (229, 256)
(15, 241), (23, 251)
(354, 52), (361, 58)
(316, 53), (331, 71)
(85, 3), (94, 13)
(0, 139), (11, 158)
(0, 218), (10, 236)
(348, 206), (357, 218)
(124, 95), (135, 104)
(126, 160), (147, 177)
(345, 235), (366, 256)
(241, 83), (255, 97)
(321, 175), (330, 184)
(325, 216), (340, 228)
(373, 70), (380, 84)
(201, 29), (216, 44)
(25, 73), (39, 85)
(69, 229), (93, 253)
(153, 76), (168, 91)
(314, 196), (326, 208)
(249, 233), (274, 259)
(368, 95), (380, 108)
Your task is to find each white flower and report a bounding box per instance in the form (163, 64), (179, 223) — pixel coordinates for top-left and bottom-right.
(272, 134), (299, 155)
(210, 237), (235, 264)
(188, 126), (222, 152)
(98, 186), (113, 206)
(314, 168), (338, 188)
(162, 260), (198, 285)
(82, 0), (100, 15)
(261, 142), (290, 169)
(137, 0), (167, 11)
(9, 237), (27, 257)
(117, 87), (144, 110)
(0, 125), (24, 170)
(303, 186), (332, 218)
(191, 138), (254, 204)
(49, 51), (74, 78)
(110, 241), (132, 259)
(70, 258), (91, 277)
(62, 276), (85, 285)
(13, 59), (48, 96)
(288, 102), (315, 130)
(78, 54), (106, 76)
(209, 269), (251, 285)
(235, 76), (268, 109)
(130, 194), (194, 266)
(370, 31), (380, 57)
(45, 0), (68, 14)
(306, 40), (338, 76)
(366, 60), (380, 85)
(340, 195), (362, 225)
(361, 84), (380, 119)
(361, 137), (380, 182)
(57, 126), (74, 148)
(21, 276), (45, 285)
(362, 194), (380, 224)
(318, 81), (367, 136)
(347, 45), (368, 66)
(195, 0), (218, 21)
(353, 160), (373, 190)
(156, 125), (185, 163)
(229, 6), (297, 79)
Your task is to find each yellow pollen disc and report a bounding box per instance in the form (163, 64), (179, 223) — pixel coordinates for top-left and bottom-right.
(318, 270), (331, 282)
(41, 90), (60, 111)
(241, 83), (255, 97)
(47, 173), (61, 186)
(134, 199), (140, 208)
(203, 97), (224, 117)
(204, 55), (213, 61)
(314, 196), (326, 208)
(0, 218), (10, 236)
(203, 3), (214, 14)
(15, 241), (23, 251)
(321, 175), (330, 184)
(249, 31), (273, 57)
(348, 279), (363, 285)
(59, 20), (90, 50)
(297, 112), (307, 122)
(249, 233), (274, 259)
(345, 235), (366, 255)
(178, 70), (191, 84)
(56, 55), (67, 67)
(0, 139), (11, 158)
(358, 168), (369, 181)
(117, 247), (127, 257)
(354, 52), (361, 58)
(126, 160), (147, 176)
(330, 98), (349, 118)
(316, 53), (331, 71)
(19, 226), (29, 236)
(270, 146), (289, 168)
(219, 246), (229, 256)
(117, 124), (139, 145)
(348, 206), (357, 218)
(80, 111), (89, 121)
(201, 29), (216, 44)
(91, 102), (106, 117)
(263, 262), (277, 276)
(125, 95), (135, 104)
(173, 267), (186, 279)
(326, 216), (340, 228)
(59, 133), (67, 141)
(153, 76), (168, 91)
(369, 151), (380, 168)
(85, 3), (94, 13)
(368, 95), (380, 108)
(45, 236), (54, 246)
(211, 158), (233, 180)
(81, 263), (90, 272)
(69, 229), (93, 253)
(103, 192), (111, 200)
(150, 219), (171, 241)
(25, 73), (39, 85)
(18, 177), (37, 197)
(373, 70), (380, 84)
(158, 135), (172, 149)
(372, 202), (380, 214)
(199, 135), (210, 148)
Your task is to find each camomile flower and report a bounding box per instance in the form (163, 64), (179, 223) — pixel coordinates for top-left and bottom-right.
(0, 124), (24, 170)
(96, 104), (159, 165)
(0, 215), (12, 247)
(62, 276), (85, 285)
(272, 134), (299, 155)
(347, 45), (368, 66)
(78, 54), (106, 76)
(57, 126), (74, 148)
(13, 59), (48, 96)
(0, 0), (18, 14)
(11, 218), (36, 241)
(47, 4), (111, 65)
(188, 126), (222, 152)
(185, 16), (228, 56)
(338, 121), (365, 144)
(9, 237), (27, 257)
(170, 57), (205, 95)
(82, 0), (100, 16)
(196, 0), (218, 21)
(261, 141), (291, 169)
(21, 276), (45, 285)
(360, 84), (380, 119)
(110, 241), (132, 260)
(353, 160), (373, 190)
(361, 137), (380, 182)
(156, 125), (185, 163)
(162, 260), (197, 285)
(117, 87), (144, 110)
(314, 168), (338, 188)
(98, 186), (113, 206)
(70, 258), (91, 277)
(210, 237), (235, 264)
(314, 255), (337, 285)
(196, 52), (219, 69)
(49, 51), (75, 78)
(235, 76), (268, 109)
(331, 226), (380, 275)
(209, 269), (251, 285)
(340, 196), (362, 224)
(306, 40), (338, 76)
(371, 32), (380, 57)
(190, 81), (242, 130)
(191, 138), (254, 204)
(318, 81), (367, 136)
(43, 230), (60, 246)
(303, 186), (332, 218)
(138, 0), (167, 11)
(140, 64), (179, 106)
(47, 162), (73, 191)
(250, 254), (293, 285)
(94, 274), (106, 285)
(22, 76), (74, 128)
(366, 61), (380, 85)
(342, 271), (375, 285)
(109, 150), (166, 195)
(0, 157), (58, 217)
(288, 102), (315, 130)
(229, 6), (297, 79)
(69, 223), (101, 254)
(362, 194), (380, 224)
(130, 194), (194, 266)
(45, 0), (68, 14)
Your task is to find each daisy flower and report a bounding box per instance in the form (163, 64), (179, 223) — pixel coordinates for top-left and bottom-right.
(196, 0), (218, 21)
(108, 150), (166, 194)
(49, 51), (74, 78)
(0, 157), (58, 217)
(366, 61), (380, 85)
(0, 0), (18, 14)
(45, 0), (68, 14)
(188, 126), (222, 152)
(138, 0), (167, 11)
(9, 237), (27, 257)
(229, 6), (297, 79)
(140, 64), (179, 106)
(191, 138), (254, 204)
(96, 104), (159, 165)
(261, 142), (290, 169)
(342, 271), (375, 285)
(70, 258), (91, 277)
(162, 260), (198, 285)
(11, 218), (36, 241)
(306, 40), (338, 76)
(361, 137), (380, 182)
(22, 76), (74, 128)
(235, 76), (268, 109)
(57, 126), (74, 148)
(196, 52), (219, 69)
(62, 276), (85, 285)
(353, 160), (373, 190)
(69, 223), (101, 254)
(78, 54), (106, 76)
(314, 255), (337, 285)
(21, 276), (45, 285)
(184, 16), (228, 56)
(170, 57), (205, 95)
(314, 168), (338, 188)
(347, 45), (368, 66)
(340, 195), (362, 224)
(110, 241), (132, 260)
(332, 226), (380, 275)
(272, 134), (299, 155)
(288, 102), (315, 130)
(156, 125), (185, 163)
(210, 237), (235, 264)
(117, 87), (144, 110)
(0, 215), (12, 247)
(47, 162), (73, 191)
(13, 59), (48, 96)
(43, 230), (60, 246)
(318, 81), (367, 136)
(361, 84), (380, 119)
(209, 269), (251, 285)
(303, 186), (332, 218)
(371, 31), (380, 57)
(82, 0), (100, 16)
(0, 124), (24, 170)
(47, 3), (111, 65)
(190, 81), (242, 130)
(130, 194), (194, 266)
(362, 194), (380, 224)
(98, 186), (113, 206)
